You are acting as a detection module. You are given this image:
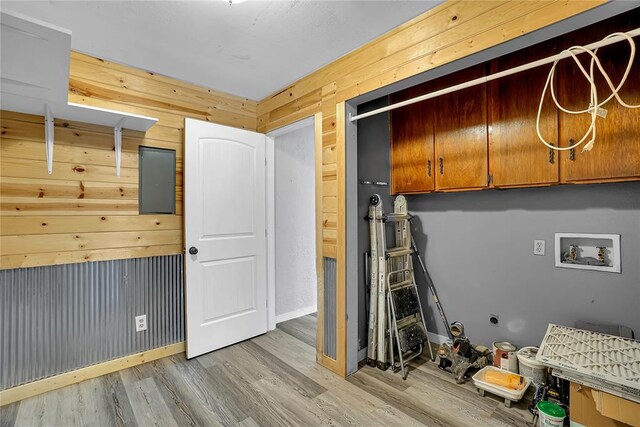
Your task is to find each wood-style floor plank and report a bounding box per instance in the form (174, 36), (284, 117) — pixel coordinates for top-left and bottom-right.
(347, 371), (452, 427)
(237, 417), (260, 427)
(133, 358), (219, 426)
(252, 328), (424, 426)
(240, 340), (327, 398)
(251, 375), (340, 426)
(0, 401), (19, 427)
(121, 375), (178, 427)
(100, 372), (138, 427)
(2, 314), (533, 426)
(164, 354), (247, 425)
(276, 314), (317, 347)
(206, 358), (309, 426)
(76, 377), (120, 427)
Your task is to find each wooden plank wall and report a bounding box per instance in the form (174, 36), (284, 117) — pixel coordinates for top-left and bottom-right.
(1, 52), (256, 269)
(0, 1), (606, 377)
(255, 0), (605, 375)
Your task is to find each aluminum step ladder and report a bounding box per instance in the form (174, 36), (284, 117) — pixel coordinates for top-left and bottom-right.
(367, 194), (434, 379)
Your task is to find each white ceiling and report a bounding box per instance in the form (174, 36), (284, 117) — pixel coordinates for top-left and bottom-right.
(1, 1), (441, 100)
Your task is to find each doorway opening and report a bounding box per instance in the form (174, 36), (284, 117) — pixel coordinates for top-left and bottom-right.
(267, 117), (318, 336)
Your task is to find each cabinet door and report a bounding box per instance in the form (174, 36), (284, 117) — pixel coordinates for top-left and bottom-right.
(558, 23), (640, 182)
(489, 41), (559, 187)
(434, 65), (488, 190)
(390, 83), (434, 194)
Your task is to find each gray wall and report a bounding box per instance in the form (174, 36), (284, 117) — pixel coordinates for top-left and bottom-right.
(356, 100), (640, 351)
(0, 255), (184, 390)
(274, 124), (317, 320)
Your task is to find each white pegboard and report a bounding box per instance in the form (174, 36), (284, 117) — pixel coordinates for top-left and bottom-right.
(536, 324), (640, 391)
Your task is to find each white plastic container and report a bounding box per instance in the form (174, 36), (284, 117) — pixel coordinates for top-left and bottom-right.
(537, 401), (565, 427)
(472, 366), (531, 408)
(517, 346), (547, 384)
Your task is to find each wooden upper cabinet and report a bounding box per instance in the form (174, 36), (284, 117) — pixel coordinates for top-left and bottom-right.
(558, 14), (640, 182)
(433, 65), (488, 190)
(387, 10), (639, 195)
(390, 83), (434, 194)
(558, 39), (640, 182)
(489, 41), (559, 187)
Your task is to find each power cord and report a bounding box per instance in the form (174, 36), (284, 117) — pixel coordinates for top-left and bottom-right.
(536, 32), (639, 152)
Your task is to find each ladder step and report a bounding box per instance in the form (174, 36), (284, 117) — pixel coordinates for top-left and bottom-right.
(389, 280), (414, 291)
(385, 213), (412, 222)
(386, 247), (413, 257)
(387, 268), (411, 277)
(398, 324), (425, 352)
(396, 315), (419, 329)
(392, 287), (421, 319)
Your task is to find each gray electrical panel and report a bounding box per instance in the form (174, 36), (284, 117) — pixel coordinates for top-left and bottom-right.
(139, 146), (176, 214)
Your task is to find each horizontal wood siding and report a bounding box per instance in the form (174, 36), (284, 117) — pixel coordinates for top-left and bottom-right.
(1, 52), (257, 269)
(256, 1), (605, 133)
(255, 0), (605, 376)
(257, 0), (605, 260)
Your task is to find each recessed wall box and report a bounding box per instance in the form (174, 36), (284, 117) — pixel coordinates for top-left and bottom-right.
(554, 233), (620, 273)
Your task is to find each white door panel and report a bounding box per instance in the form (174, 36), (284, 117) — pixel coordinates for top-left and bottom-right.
(185, 118), (267, 359)
(200, 138), (256, 238)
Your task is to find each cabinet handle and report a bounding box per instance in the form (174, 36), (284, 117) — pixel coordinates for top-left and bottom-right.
(439, 158), (444, 175)
(548, 144), (555, 164)
(426, 160), (431, 176)
(569, 139), (576, 161)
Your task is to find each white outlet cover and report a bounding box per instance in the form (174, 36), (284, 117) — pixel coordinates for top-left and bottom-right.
(534, 239), (546, 256)
(135, 314), (147, 332)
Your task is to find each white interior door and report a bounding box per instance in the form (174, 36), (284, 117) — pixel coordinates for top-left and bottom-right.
(185, 118), (267, 359)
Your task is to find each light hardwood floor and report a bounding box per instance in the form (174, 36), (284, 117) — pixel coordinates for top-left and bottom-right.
(0, 314), (532, 426)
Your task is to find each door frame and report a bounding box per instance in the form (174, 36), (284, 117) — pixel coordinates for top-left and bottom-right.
(265, 116), (316, 331)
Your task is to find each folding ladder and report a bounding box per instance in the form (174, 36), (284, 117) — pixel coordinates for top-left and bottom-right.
(367, 194), (434, 379)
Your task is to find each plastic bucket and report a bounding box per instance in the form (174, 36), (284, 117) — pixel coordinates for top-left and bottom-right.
(537, 401), (565, 427)
(517, 346), (547, 384)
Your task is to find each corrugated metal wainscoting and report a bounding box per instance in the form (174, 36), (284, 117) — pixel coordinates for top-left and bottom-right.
(0, 255), (184, 390)
(323, 257), (337, 359)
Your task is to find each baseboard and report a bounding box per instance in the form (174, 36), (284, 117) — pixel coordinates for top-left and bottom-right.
(427, 331), (450, 345)
(275, 304), (317, 324)
(358, 347), (368, 362)
(0, 341), (185, 406)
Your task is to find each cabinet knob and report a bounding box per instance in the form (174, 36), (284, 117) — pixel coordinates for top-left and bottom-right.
(189, 247), (198, 255)
(427, 160), (431, 177)
(439, 158), (444, 175)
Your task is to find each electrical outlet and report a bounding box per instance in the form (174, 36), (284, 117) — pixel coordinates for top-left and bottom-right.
(534, 239), (546, 256)
(135, 314), (147, 332)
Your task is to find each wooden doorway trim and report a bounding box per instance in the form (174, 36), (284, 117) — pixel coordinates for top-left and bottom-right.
(315, 103), (347, 377)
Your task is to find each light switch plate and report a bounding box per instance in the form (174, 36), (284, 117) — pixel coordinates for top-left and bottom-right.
(534, 239), (546, 256)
